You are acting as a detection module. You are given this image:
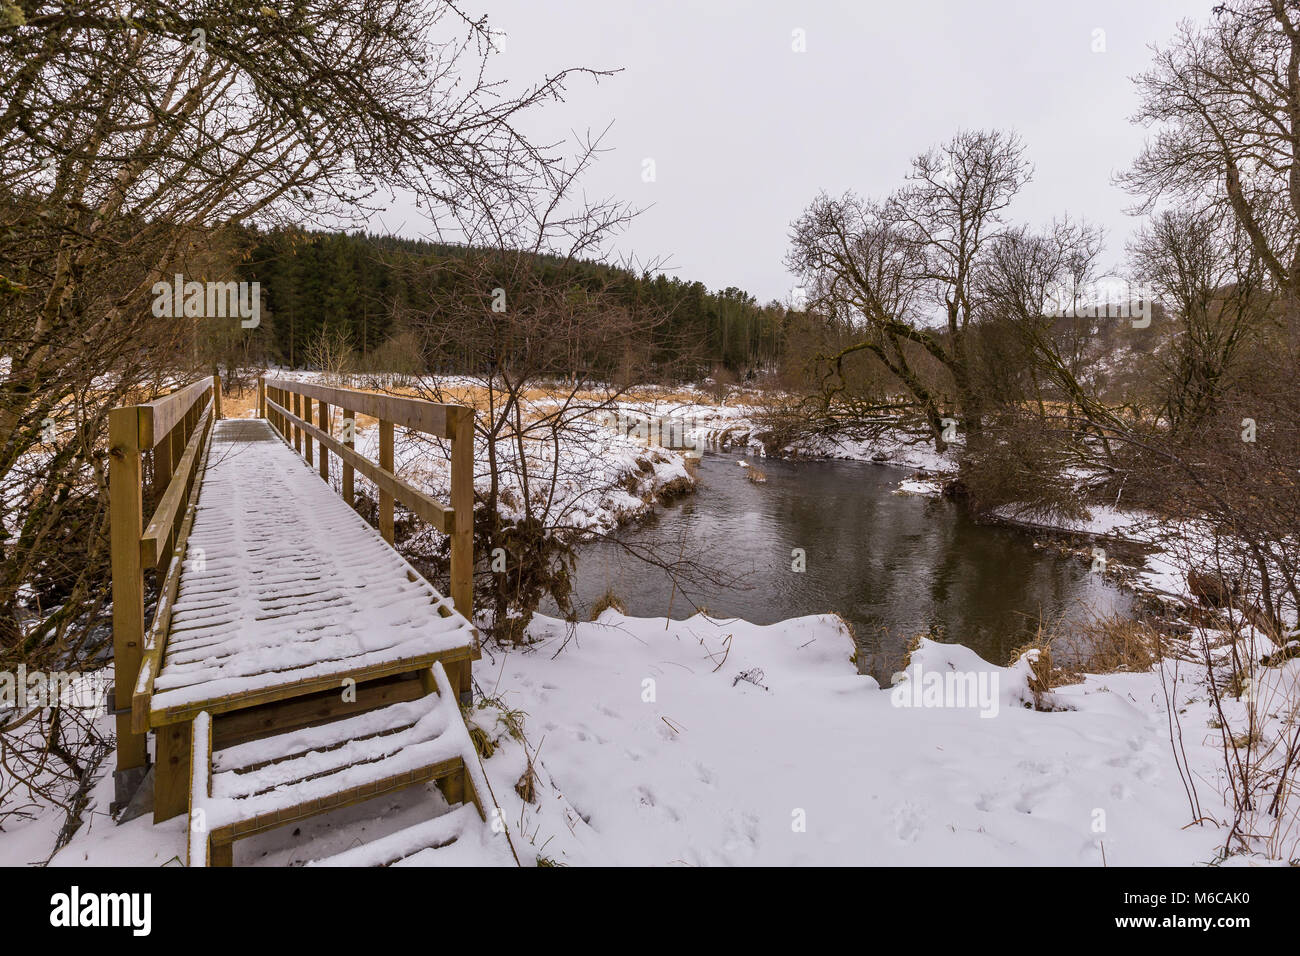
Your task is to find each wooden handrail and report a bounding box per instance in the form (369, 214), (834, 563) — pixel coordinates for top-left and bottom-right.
(265, 395), (454, 533)
(109, 373), (220, 797)
(137, 378), (216, 449)
(264, 377), (456, 439)
(259, 376), (475, 649)
(141, 398), (212, 567)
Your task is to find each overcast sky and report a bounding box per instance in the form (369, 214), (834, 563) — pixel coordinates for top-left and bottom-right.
(372, 0), (1218, 303)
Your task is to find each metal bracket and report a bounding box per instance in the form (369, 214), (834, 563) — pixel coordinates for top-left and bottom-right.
(110, 764), (152, 821)
(104, 684), (132, 716)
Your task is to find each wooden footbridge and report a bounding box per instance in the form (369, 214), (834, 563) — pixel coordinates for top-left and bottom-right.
(108, 375), (516, 866)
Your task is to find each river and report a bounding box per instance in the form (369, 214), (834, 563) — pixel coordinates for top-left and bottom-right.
(563, 453), (1135, 682)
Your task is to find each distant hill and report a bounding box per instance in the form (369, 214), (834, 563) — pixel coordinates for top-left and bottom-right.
(232, 225), (793, 380)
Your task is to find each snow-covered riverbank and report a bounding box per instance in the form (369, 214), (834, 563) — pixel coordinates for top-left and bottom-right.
(605, 390), (958, 475)
(469, 610), (1297, 866)
(15, 609), (1290, 867)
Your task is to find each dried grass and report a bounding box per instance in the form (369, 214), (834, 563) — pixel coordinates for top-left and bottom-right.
(1059, 613), (1163, 675)
(589, 589), (627, 619)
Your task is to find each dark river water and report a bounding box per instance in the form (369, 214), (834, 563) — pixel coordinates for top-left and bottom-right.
(562, 454), (1135, 682)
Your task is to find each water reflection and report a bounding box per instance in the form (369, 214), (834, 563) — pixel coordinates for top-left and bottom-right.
(562, 455), (1134, 682)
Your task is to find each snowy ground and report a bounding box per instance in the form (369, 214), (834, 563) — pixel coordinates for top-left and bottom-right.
(10, 610), (1286, 867)
(467, 611), (1298, 866)
(29, 607), (1297, 867)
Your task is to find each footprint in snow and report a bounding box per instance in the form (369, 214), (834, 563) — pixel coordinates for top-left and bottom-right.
(891, 801), (927, 843)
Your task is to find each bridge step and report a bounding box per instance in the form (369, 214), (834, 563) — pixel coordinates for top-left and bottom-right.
(187, 662), (510, 866)
(306, 804), (513, 867)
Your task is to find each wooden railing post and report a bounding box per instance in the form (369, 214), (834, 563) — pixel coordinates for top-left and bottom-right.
(449, 407), (474, 620)
(303, 395), (313, 467)
(342, 408), (355, 506)
(379, 419), (394, 543)
(293, 392), (302, 453)
(318, 400), (330, 482)
(213, 371), (223, 420)
(153, 418), (174, 509)
(109, 405), (149, 804)
(257, 377), (266, 419)
(449, 406), (474, 703)
(154, 424), (177, 572)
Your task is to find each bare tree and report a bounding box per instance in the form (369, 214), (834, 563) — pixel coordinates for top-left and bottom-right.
(1121, 0), (1300, 342)
(364, 127), (749, 643)
(0, 0), (612, 821)
(786, 129), (1032, 448)
(1129, 206), (1270, 435)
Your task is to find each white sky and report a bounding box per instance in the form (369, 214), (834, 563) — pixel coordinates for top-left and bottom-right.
(370, 0), (1218, 304)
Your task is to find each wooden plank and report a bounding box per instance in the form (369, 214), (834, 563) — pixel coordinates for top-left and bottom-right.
(318, 400), (330, 482)
(134, 420), (212, 733)
(379, 419), (394, 543)
(450, 405), (474, 620)
(209, 756), (465, 847)
(265, 397), (452, 533)
(210, 673), (426, 750)
(152, 424), (174, 516)
(109, 406), (149, 774)
(342, 408), (355, 506)
(303, 395), (313, 467)
(149, 644), (478, 727)
(186, 713), (213, 868)
(137, 378), (213, 449)
(269, 386), (282, 438)
(449, 406), (475, 700)
(263, 377), (455, 439)
(151, 424), (177, 569)
(140, 400), (211, 568)
(430, 662), (481, 816)
(437, 763), (466, 806)
(154, 718), (192, 823)
(133, 510), (190, 733)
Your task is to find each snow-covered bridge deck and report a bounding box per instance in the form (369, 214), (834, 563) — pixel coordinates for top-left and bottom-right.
(108, 377), (509, 865)
(148, 417), (477, 725)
